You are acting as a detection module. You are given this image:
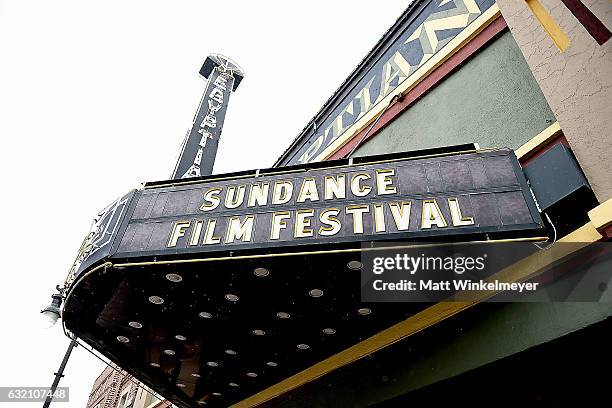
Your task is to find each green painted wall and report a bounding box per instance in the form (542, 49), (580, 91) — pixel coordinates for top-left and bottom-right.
(354, 30), (557, 157)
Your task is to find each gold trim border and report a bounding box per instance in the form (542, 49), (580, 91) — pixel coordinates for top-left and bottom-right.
(63, 237), (547, 312)
(515, 121), (563, 160)
(114, 236), (546, 267)
(589, 198), (612, 231)
(145, 147), (505, 190)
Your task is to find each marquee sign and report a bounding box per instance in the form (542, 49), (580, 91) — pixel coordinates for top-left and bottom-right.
(64, 148), (544, 408)
(72, 149), (543, 276)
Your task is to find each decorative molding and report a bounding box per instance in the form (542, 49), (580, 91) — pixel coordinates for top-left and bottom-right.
(588, 198), (612, 232)
(515, 121), (563, 160)
(329, 14), (508, 160)
(314, 3), (502, 163)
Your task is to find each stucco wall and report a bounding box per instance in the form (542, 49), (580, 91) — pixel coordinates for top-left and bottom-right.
(496, 0), (612, 202)
(353, 30), (556, 158)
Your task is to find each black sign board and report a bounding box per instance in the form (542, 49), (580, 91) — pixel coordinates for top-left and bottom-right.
(90, 148), (545, 270)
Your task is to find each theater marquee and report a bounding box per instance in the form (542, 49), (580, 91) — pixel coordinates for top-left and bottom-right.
(63, 147), (545, 408)
(110, 148), (543, 260)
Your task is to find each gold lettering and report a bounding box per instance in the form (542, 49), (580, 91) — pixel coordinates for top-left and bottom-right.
(202, 219), (221, 245)
(350, 173), (372, 197)
(373, 203), (386, 232)
(200, 188), (222, 211)
(225, 216), (254, 243)
(376, 169), (397, 195)
(248, 183), (270, 207)
(297, 178), (320, 203)
(294, 209), (314, 238)
(319, 208), (341, 236)
(448, 198), (475, 227)
(272, 181), (293, 205)
(421, 199), (448, 229)
(324, 175), (346, 200)
(225, 185), (246, 209)
(189, 219), (203, 246)
(167, 221), (191, 247)
(389, 201), (412, 231)
(346, 205), (370, 234)
(270, 212), (291, 240)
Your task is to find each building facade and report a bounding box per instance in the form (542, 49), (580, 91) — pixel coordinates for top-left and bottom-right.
(497, 0), (612, 201)
(85, 365), (168, 408)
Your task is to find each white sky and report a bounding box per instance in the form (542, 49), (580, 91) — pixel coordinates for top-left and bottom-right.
(0, 1), (410, 406)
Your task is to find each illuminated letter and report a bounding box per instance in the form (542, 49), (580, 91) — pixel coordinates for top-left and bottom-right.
(373, 204), (386, 233)
(248, 183), (270, 207)
(270, 212), (291, 239)
(295, 209), (314, 238)
(324, 175), (346, 200)
(448, 198), (475, 227)
(297, 178), (320, 203)
(225, 185), (246, 209)
(319, 208), (341, 236)
(272, 181), (293, 205)
(376, 169), (397, 195)
(350, 173), (372, 197)
(421, 199), (448, 229)
(168, 221), (191, 247)
(389, 201), (412, 231)
(226, 216), (255, 243)
(202, 219), (221, 245)
(189, 219), (203, 246)
(200, 188), (222, 211)
(346, 205), (370, 234)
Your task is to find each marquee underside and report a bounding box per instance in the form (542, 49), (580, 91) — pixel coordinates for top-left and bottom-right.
(64, 246), (430, 407)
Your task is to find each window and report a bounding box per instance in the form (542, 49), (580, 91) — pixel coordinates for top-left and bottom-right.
(143, 389), (161, 408)
(118, 386), (133, 408)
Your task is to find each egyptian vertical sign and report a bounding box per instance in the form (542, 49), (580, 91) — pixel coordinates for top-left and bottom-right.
(172, 54), (245, 179)
(276, 0), (496, 166)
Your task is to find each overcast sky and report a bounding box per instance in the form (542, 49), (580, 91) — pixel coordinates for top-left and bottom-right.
(0, 1), (410, 406)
